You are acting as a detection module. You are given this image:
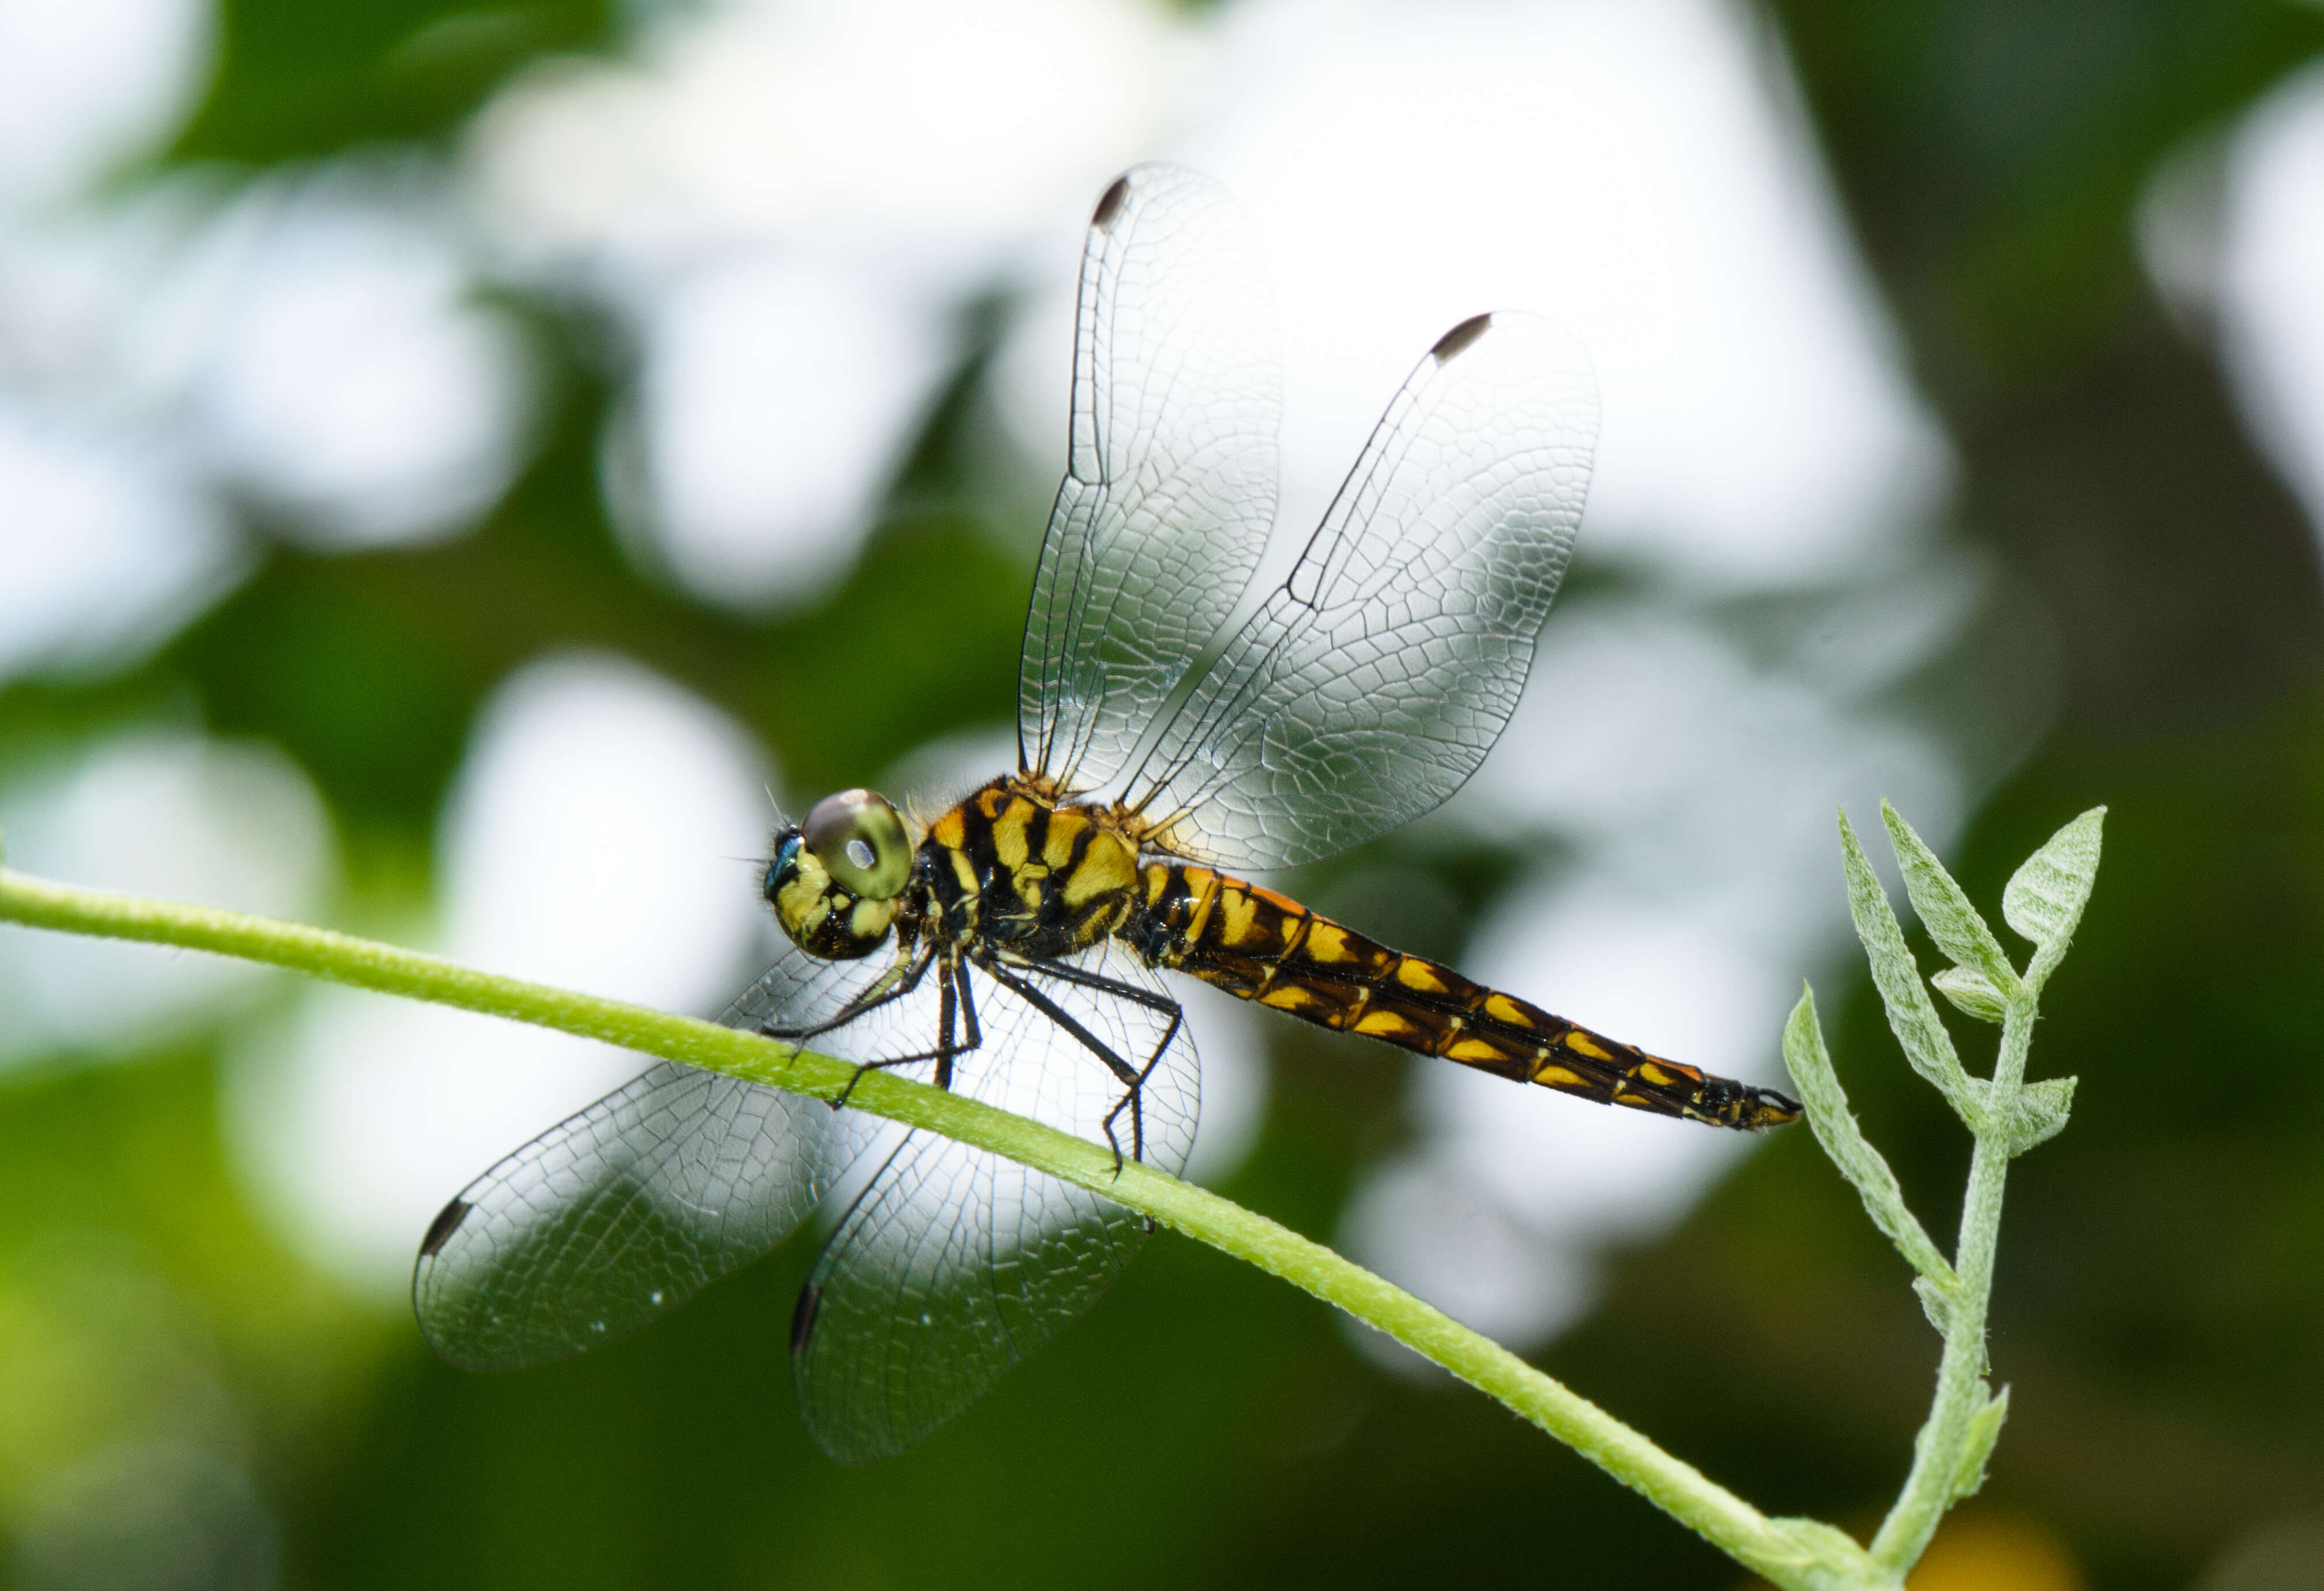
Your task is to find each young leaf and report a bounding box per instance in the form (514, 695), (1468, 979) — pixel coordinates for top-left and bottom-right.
(1930, 966), (2007, 1025)
(1950, 1385), (2010, 1501)
(1881, 801), (2022, 998)
(2003, 806), (2105, 988)
(1783, 987), (1957, 1288)
(1912, 1275), (1953, 1338)
(1840, 812), (1978, 1119)
(1999, 1076), (2077, 1156)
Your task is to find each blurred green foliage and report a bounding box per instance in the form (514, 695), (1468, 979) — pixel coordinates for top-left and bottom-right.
(174, 0), (619, 162)
(3, 2), (2324, 1588)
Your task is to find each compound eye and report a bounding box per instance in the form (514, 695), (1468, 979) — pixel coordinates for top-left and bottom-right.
(801, 789), (910, 899)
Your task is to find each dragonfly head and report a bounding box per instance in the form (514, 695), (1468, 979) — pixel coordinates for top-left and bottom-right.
(765, 788), (912, 960)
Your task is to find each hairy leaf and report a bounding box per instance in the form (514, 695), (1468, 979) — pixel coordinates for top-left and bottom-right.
(1950, 1386), (2011, 1501)
(1783, 987), (1956, 1286)
(2001, 1076), (2077, 1156)
(2004, 807), (2106, 988)
(1930, 966), (2007, 1024)
(1913, 1275), (1953, 1337)
(1882, 801), (2022, 997)
(1840, 812), (1976, 1119)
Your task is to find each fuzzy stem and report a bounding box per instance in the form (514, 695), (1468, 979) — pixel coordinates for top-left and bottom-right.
(0, 865), (1876, 1589)
(1867, 992), (2036, 1573)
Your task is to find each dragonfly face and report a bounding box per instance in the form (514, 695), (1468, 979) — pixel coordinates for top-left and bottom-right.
(414, 160), (1800, 1466)
(766, 788), (911, 960)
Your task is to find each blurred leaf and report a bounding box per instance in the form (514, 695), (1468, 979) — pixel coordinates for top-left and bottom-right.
(173, 0), (618, 161)
(174, 572), (479, 834)
(1766, 0), (2324, 380)
(0, 1046), (389, 1513)
(756, 514), (1027, 795)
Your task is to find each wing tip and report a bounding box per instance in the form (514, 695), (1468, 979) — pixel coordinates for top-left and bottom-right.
(1430, 312), (1495, 364)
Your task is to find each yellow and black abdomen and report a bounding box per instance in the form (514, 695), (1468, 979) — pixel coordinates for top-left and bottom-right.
(1130, 862), (1798, 1132)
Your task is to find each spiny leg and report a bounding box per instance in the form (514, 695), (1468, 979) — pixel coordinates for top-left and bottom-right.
(989, 949), (1182, 1017)
(1104, 999), (1182, 1186)
(831, 952), (975, 1111)
(764, 941), (934, 1046)
(989, 952), (1185, 1175)
(979, 955), (1181, 1175)
(947, 956), (981, 1093)
(1016, 959), (1184, 1180)
(828, 1042), (953, 1110)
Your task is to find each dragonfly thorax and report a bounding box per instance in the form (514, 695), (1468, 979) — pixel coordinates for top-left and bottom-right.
(923, 780), (1145, 961)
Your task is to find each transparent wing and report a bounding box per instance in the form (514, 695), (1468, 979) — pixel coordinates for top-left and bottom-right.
(1019, 163), (1282, 794)
(1123, 311), (1598, 869)
(411, 942), (909, 1370)
(792, 943), (1199, 1464)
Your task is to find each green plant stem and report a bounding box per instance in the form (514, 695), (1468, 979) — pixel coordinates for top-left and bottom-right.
(0, 865), (1875, 1590)
(1866, 994), (2035, 1573)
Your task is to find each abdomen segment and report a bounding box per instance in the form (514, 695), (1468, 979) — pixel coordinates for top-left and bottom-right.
(1133, 863), (1800, 1131)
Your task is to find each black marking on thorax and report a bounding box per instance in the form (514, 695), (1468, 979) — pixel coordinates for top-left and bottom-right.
(925, 789), (1130, 957)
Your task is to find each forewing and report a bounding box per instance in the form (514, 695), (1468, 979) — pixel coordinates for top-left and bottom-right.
(411, 943), (905, 1370)
(792, 944), (1198, 1464)
(1019, 163), (1282, 794)
(1124, 312), (1598, 869)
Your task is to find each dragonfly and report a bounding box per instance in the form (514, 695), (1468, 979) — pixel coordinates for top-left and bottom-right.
(413, 163), (1802, 1464)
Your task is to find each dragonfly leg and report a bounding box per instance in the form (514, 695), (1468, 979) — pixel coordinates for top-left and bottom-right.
(984, 953), (1187, 1118)
(947, 956), (982, 1092)
(986, 950), (1182, 1016)
(766, 941), (934, 1046)
(978, 954), (1183, 1175)
(831, 953), (971, 1110)
(1101, 998), (1182, 1183)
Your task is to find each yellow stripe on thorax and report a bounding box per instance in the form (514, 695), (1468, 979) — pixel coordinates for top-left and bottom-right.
(990, 799), (1035, 870)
